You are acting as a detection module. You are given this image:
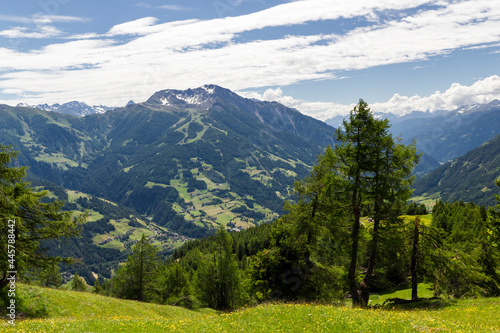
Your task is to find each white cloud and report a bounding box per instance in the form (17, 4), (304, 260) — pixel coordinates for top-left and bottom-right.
(0, 14), (87, 40)
(157, 5), (196, 11)
(245, 76), (500, 120)
(107, 17), (159, 36)
(0, 14), (87, 25)
(135, 3), (196, 11)
(0, 0), (499, 107)
(31, 15), (89, 24)
(240, 87), (354, 120)
(0, 25), (63, 39)
(135, 3), (153, 8)
(370, 75), (500, 115)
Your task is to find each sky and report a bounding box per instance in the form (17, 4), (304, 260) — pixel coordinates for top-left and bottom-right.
(0, 0), (499, 120)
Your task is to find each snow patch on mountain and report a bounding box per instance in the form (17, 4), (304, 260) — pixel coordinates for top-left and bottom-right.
(17, 101), (115, 117)
(175, 93), (209, 105)
(201, 85), (215, 95)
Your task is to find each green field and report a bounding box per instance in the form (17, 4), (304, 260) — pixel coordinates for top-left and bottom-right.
(369, 283), (434, 305)
(4, 284), (500, 332)
(400, 214), (433, 226)
(86, 209), (104, 222)
(411, 193), (441, 210)
(169, 172), (274, 229)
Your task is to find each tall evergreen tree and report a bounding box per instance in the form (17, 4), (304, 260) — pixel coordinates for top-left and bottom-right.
(358, 117), (419, 305)
(0, 144), (86, 289)
(334, 100), (419, 306)
(39, 263), (62, 288)
(113, 234), (160, 302)
(424, 198), (500, 297)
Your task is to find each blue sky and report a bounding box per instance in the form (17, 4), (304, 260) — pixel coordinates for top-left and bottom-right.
(0, 0), (499, 119)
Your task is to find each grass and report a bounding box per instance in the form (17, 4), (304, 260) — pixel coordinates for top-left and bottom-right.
(169, 175), (273, 228)
(4, 284), (500, 332)
(101, 239), (125, 251)
(91, 233), (112, 244)
(369, 283), (434, 305)
(85, 209), (104, 222)
(109, 219), (133, 234)
(145, 181), (169, 188)
(411, 193), (441, 210)
(129, 228), (154, 241)
(66, 190), (88, 203)
(401, 214), (433, 226)
(91, 219), (156, 248)
(34, 153), (79, 170)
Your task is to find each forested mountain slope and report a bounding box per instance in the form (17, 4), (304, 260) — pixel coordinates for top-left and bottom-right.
(0, 85), (336, 238)
(413, 132), (500, 206)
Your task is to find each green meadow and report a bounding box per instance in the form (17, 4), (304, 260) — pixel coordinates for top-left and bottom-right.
(3, 284), (499, 332)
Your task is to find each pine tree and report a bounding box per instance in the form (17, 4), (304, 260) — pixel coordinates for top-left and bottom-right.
(93, 278), (104, 294)
(39, 263), (62, 288)
(113, 234), (160, 301)
(0, 144), (86, 289)
(358, 116), (419, 305)
(424, 200), (500, 297)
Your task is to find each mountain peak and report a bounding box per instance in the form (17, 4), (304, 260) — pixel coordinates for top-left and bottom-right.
(448, 99), (500, 115)
(145, 84), (235, 109)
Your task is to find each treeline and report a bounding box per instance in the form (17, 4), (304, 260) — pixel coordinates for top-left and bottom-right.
(94, 223), (272, 310)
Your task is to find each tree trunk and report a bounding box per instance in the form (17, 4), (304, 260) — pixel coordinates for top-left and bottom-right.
(360, 216), (380, 306)
(349, 189), (362, 306)
(138, 243), (144, 302)
(411, 216), (420, 301)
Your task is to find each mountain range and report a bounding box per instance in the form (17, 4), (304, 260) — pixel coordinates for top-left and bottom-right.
(326, 100), (500, 176)
(16, 101), (115, 117)
(1, 85), (334, 239)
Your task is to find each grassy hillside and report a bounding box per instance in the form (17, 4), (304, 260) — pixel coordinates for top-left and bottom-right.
(4, 284), (500, 332)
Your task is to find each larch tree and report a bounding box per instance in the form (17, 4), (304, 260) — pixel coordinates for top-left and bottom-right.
(334, 100), (419, 306)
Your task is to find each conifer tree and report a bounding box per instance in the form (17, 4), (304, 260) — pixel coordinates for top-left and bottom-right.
(0, 144), (86, 289)
(71, 272), (86, 291)
(113, 234), (160, 301)
(39, 263), (62, 288)
(93, 278), (104, 294)
(330, 100), (418, 306)
(196, 224), (246, 310)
